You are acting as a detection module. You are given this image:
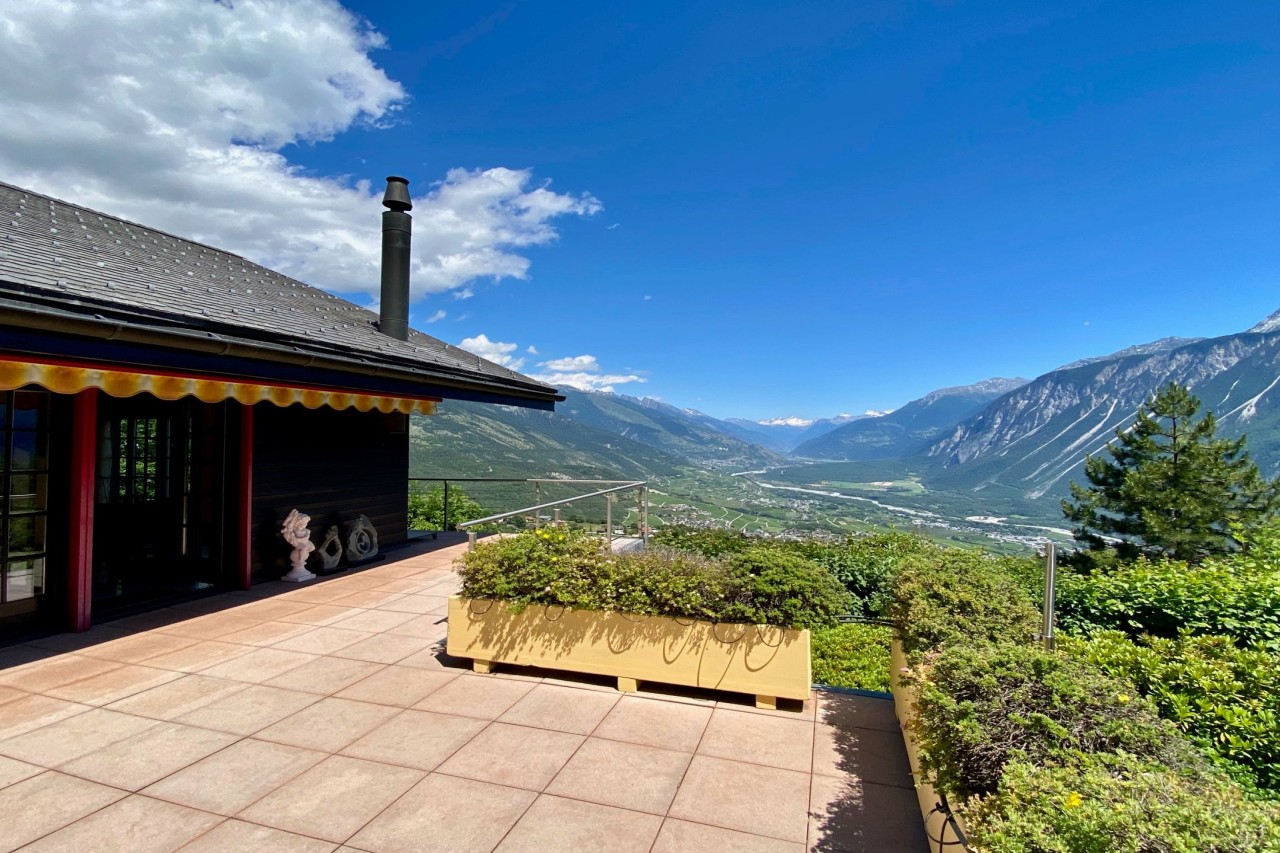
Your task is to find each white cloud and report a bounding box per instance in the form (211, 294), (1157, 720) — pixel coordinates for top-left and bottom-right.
(0, 0), (599, 303)
(425, 309), (447, 323)
(458, 334), (524, 370)
(643, 295), (653, 301)
(526, 345), (539, 354)
(530, 370), (645, 393)
(540, 354), (599, 372)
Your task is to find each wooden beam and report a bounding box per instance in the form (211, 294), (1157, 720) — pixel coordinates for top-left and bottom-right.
(237, 402), (254, 591)
(67, 389), (97, 632)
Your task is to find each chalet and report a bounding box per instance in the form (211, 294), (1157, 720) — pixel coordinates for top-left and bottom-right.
(0, 177), (561, 642)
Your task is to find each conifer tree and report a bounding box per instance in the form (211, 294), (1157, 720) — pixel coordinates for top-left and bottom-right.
(1062, 383), (1279, 564)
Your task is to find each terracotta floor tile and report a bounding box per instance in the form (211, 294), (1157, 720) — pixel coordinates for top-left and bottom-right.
(0, 707), (158, 766)
(219, 620), (316, 647)
(385, 615), (450, 641)
(142, 640), (254, 673)
(0, 754), (42, 789)
(45, 664), (183, 706)
(437, 722), (583, 791)
(548, 737), (690, 814)
(178, 819), (339, 852)
(78, 633), (199, 665)
(593, 695), (711, 752)
(197, 647), (318, 683)
(341, 709), (486, 771)
(376, 593), (448, 614)
(328, 608), (416, 633)
(331, 633), (434, 665)
(0, 685), (27, 706)
(266, 657), (385, 695)
(233, 599), (315, 622)
(104, 674), (248, 721)
(812, 718), (913, 788)
(239, 755), (424, 843)
(21, 793), (223, 853)
(413, 674), (534, 719)
(371, 579), (436, 595)
(280, 584), (363, 605)
(277, 604), (369, 626)
(176, 684), (320, 735)
(350, 773), (536, 853)
(652, 819), (804, 853)
(335, 665), (457, 707)
(158, 614), (264, 641)
(816, 691), (899, 732)
(0, 694), (91, 740)
(257, 697), (401, 753)
(23, 626), (128, 655)
(808, 774), (929, 853)
(716, 693), (815, 720)
(59, 721), (237, 790)
(273, 626), (375, 654)
(330, 590), (407, 610)
(495, 794), (662, 853)
(668, 755), (810, 843)
(0, 654), (122, 693)
(144, 738), (325, 815)
(697, 708), (814, 772)
(0, 771), (128, 851)
(499, 683), (620, 735)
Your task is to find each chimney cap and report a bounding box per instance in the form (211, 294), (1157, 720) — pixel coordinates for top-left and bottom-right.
(382, 176), (412, 212)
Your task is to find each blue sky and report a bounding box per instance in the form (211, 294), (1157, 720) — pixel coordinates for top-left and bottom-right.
(3, 1), (1279, 420)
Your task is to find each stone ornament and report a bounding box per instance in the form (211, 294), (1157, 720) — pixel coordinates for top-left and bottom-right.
(317, 525), (344, 570)
(346, 515), (379, 562)
(280, 509), (316, 582)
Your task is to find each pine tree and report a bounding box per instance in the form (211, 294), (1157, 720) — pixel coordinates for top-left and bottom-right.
(1062, 382), (1279, 565)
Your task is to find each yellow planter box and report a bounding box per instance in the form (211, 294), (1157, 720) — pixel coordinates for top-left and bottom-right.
(447, 596), (811, 709)
(890, 636), (972, 851)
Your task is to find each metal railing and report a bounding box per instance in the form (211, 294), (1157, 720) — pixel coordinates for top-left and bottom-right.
(407, 477), (649, 550)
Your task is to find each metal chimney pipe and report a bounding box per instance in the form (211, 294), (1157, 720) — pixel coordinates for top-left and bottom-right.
(379, 176), (412, 341)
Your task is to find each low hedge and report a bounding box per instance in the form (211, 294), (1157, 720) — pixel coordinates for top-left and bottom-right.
(1056, 556), (1280, 652)
(456, 529), (852, 629)
(1065, 630), (1280, 795)
(888, 548), (1041, 658)
(811, 623), (892, 693)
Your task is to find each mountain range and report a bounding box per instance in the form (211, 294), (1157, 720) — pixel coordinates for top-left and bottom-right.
(415, 308), (1280, 533)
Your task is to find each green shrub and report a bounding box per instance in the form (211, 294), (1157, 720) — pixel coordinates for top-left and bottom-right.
(794, 531), (940, 617)
(1057, 556), (1280, 651)
(456, 531), (851, 629)
(911, 641), (1196, 801)
(811, 623), (892, 692)
(888, 549), (1041, 657)
(965, 752), (1280, 853)
(649, 527), (757, 557)
(1065, 631), (1280, 795)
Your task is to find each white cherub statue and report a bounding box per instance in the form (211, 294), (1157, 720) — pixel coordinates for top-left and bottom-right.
(280, 509), (317, 582)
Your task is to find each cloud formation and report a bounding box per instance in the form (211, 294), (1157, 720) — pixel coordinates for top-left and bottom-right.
(458, 334), (525, 371)
(0, 0), (599, 302)
(457, 336), (645, 393)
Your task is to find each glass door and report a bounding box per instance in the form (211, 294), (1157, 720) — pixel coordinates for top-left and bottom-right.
(0, 390), (51, 618)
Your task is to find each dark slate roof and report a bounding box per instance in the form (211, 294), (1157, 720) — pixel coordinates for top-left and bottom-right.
(0, 180), (560, 405)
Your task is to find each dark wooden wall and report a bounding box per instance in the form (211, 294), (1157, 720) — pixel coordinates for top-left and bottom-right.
(251, 404), (409, 579)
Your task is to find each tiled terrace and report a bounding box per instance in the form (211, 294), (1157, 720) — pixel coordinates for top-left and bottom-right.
(0, 536), (926, 852)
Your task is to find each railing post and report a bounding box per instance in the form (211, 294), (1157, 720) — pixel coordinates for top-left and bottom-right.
(468, 531), (477, 551)
(606, 494), (613, 545)
(641, 485), (649, 544)
(1042, 543), (1057, 650)
(443, 481), (450, 532)
(553, 508), (561, 525)
(534, 482), (542, 529)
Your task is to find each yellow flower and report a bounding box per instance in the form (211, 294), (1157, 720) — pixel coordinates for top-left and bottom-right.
(1117, 694), (1130, 704)
(1064, 792), (1083, 809)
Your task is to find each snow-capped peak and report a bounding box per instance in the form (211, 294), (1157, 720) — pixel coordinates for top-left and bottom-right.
(1248, 307), (1280, 335)
(758, 416), (814, 427)
(863, 409), (893, 417)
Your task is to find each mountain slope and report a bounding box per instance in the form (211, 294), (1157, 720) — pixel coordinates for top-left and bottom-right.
(723, 415), (861, 452)
(923, 329), (1280, 502)
(793, 378), (1029, 460)
(554, 390), (783, 469)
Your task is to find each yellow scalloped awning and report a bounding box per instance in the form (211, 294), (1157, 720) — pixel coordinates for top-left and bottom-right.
(0, 358), (439, 415)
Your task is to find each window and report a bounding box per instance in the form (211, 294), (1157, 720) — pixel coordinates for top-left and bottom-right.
(1, 391), (49, 603)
